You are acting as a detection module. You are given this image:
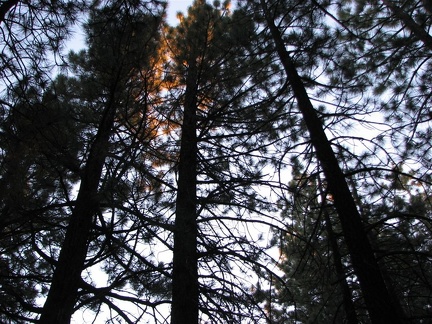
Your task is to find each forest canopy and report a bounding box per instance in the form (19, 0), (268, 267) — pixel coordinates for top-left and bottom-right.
(0, 0), (431, 323)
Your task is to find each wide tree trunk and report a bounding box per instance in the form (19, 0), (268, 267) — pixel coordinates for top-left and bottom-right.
(171, 59), (199, 324)
(260, 1), (406, 322)
(39, 102), (116, 324)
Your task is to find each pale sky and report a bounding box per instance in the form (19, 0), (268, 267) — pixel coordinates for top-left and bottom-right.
(167, 0), (194, 24)
(65, 1), (194, 52)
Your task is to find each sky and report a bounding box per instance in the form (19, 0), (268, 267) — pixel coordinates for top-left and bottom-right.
(167, 0), (194, 24)
(65, 0), (195, 53)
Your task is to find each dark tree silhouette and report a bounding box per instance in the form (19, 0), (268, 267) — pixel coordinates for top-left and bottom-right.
(39, 1), (163, 322)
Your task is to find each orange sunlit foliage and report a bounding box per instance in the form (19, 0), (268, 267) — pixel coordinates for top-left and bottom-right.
(115, 0), (239, 168)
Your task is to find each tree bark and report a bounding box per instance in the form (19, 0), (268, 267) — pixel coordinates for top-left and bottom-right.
(322, 204), (359, 324)
(382, 0), (432, 51)
(171, 59), (199, 324)
(260, 1), (406, 322)
(39, 99), (117, 324)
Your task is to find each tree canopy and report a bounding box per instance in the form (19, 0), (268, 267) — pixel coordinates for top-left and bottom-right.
(0, 0), (431, 323)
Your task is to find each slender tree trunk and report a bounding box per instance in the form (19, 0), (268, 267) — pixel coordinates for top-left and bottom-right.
(321, 201), (359, 324)
(381, 0), (432, 51)
(349, 180), (407, 322)
(260, 1), (406, 322)
(39, 100), (117, 324)
(171, 59), (199, 324)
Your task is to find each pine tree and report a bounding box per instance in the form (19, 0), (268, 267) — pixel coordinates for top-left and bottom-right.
(0, 78), (84, 321)
(333, 0), (432, 320)
(39, 1), (163, 322)
(166, 1), (284, 322)
(2, 0), (431, 322)
(267, 167), (364, 323)
(0, 0), (87, 95)
(238, 0), (409, 322)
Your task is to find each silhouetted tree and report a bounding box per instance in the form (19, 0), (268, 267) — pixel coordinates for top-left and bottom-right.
(38, 1), (163, 322)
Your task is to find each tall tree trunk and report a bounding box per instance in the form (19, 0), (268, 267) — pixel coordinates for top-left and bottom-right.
(349, 179), (407, 322)
(320, 199), (359, 324)
(171, 59), (199, 324)
(382, 0), (432, 51)
(260, 1), (406, 322)
(39, 99), (117, 324)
